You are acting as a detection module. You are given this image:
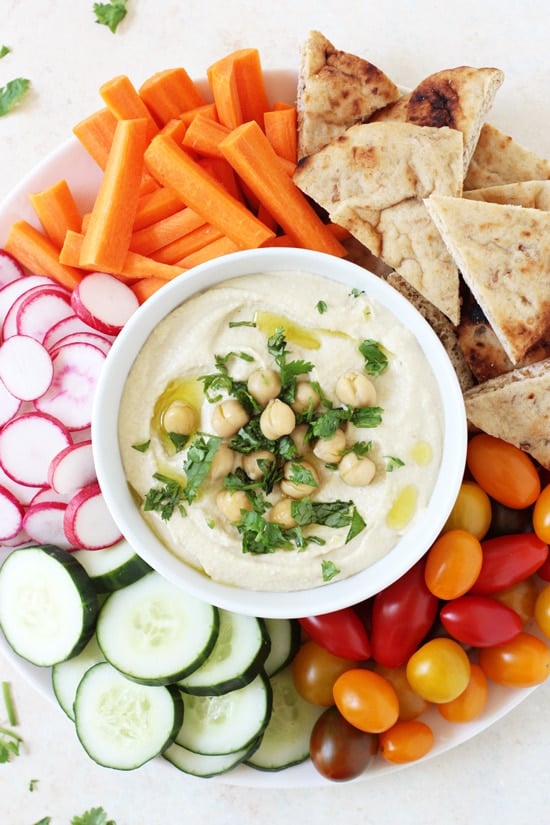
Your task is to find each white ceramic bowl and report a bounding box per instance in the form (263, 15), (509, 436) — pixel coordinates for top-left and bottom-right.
(92, 246), (467, 618)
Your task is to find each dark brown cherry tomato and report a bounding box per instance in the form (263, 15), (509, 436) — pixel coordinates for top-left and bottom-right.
(309, 705), (378, 781)
(466, 433), (541, 509)
(486, 499), (534, 538)
(469, 533), (549, 595)
(370, 558), (439, 668)
(298, 607), (371, 661)
(439, 595), (522, 647)
(291, 640), (357, 706)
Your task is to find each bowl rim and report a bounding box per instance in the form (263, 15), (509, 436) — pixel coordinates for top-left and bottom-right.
(91, 246), (467, 618)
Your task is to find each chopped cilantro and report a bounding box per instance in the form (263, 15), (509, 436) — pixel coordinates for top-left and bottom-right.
(0, 45), (10, 58)
(132, 439), (150, 452)
(316, 300), (328, 314)
(0, 77), (30, 117)
(167, 432), (189, 452)
(322, 559), (340, 581)
(341, 440), (372, 458)
(286, 461), (318, 488)
(346, 506), (367, 543)
(29, 778), (39, 791)
(2, 681), (17, 726)
(349, 287), (364, 298)
(359, 339), (389, 377)
(229, 418), (297, 460)
(93, 0), (128, 33)
(200, 351), (258, 411)
(143, 473), (184, 520)
(0, 726), (22, 762)
(182, 434), (222, 503)
(32, 819), (51, 825)
(237, 509), (293, 554)
(229, 320), (256, 328)
(385, 455), (405, 472)
(71, 808), (117, 825)
(291, 497), (356, 529)
(267, 328), (313, 402)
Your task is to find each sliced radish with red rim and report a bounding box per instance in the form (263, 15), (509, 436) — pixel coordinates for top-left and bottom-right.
(71, 272), (139, 335)
(64, 481), (123, 550)
(0, 249), (24, 288)
(0, 411), (71, 487)
(0, 377), (22, 426)
(48, 439), (96, 495)
(0, 275), (53, 326)
(14, 286), (74, 342)
(0, 335), (53, 401)
(23, 500), (74, 550)
(0, 485), (25, 540)
(43, 314), (105, 350)
(49, 331), (112, 358)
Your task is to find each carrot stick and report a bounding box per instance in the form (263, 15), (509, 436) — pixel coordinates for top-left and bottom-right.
(176, 235), (240, 268)
(79, 118), (149, 273)
(4, 221), (84, 289)
(198, 157), (244, 202)
(152, 223), (224, 264)
(99, 75), (159, 141)
(138, 68), (205, 125)
(133, 187), (185, 231)
(206, 49), (270, 129)
(219, 120), (346, 257)
(144, 133), (275, 249)
(179, 102), (218, 126)
(159, 118), (188, 143)
(182, 114), (231, 158)
(28, 179), (82, 249)
(130, 207), (206, 256)
(264, 107), (297, 163)
(206, 54), (243, 130)
(131, 276), (169, 304)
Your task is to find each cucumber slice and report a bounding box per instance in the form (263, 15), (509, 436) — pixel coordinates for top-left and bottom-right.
(74, 661), (183, 770)
(246, 665), (324, 771)
(263, 617), (301, 677)
(52, 634), (105, 720)
(176, 671), (272, 755)
(72, 540), (151, 592)
(0, 544), (99, 666)
(177, 609), (270, 695)
(96, 571), (219, 685)
(163, 737), (260, 778)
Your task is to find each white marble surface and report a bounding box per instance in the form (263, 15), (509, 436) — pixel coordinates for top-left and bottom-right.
(1, 1), (550, 822)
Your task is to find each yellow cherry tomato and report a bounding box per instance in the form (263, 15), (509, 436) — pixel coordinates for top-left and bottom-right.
(406, 637), (471, 703)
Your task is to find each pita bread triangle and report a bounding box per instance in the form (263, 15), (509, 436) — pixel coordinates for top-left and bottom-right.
(296, 30), (400, 159)
(464, 122), (550, 190)
(463, 179), (550, 210)
(425, 194), (550, 363)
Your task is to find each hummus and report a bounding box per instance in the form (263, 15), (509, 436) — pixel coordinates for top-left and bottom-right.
(118, 270), (444, 592)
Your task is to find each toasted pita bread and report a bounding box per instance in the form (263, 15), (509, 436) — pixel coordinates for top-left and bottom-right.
(464, 122), (550, 190)
(464, 357), (550, 468)
(406, 66), (504, 175)
(425, 195), (550, 363)
(369, 92), (411, 122)
(296, 30), (400, 159)
(464, 179), (550, 209)
(293, 121), (464, 323)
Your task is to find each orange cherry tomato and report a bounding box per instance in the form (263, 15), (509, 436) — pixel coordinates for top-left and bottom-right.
(291, 640), (356, 706)
(406, 637), (471, 703)
(333, 668), (399, 734)
(466, 434), (541, 509)
(424, 529), (483, 599)
(373, 663), (429, 721)
(533, 484), (550, 544)
(479, 632), (550, 687)
(534, 585), (550, 639)
(379, 720), (434, 764)
(491, 577), (538, 625)
(443, 480), (492, 539)
(437, 663), (488, 723)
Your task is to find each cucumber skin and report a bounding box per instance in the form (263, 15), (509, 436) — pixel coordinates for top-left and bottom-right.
(163, 734), (262, 778)
(263, 618), (302, 677)
(80, 553), (152, 593)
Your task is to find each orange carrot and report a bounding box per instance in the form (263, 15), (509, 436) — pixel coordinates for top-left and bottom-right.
(206, 49), (270, 129)
(99, 75), (159, 141)
(144, 133), (275, 249)
(5, 221), (83, 289)
(152, 223), (224, 265)
(28, 179), (82, 249)
(133, 187), (184, 230)
(179, 102), (218, 126)
(206, 54), (243, 130)
(219, 120), (346, 257)
(264, 107), (297, 163)
(79, 118), (149, 273)
(138, 68), (205, 125)
(198, 157), (244, 202)
(159, 118), (188, 143)
(176, 235), (240, 268)
(130, 207), (206, 256)
(182, 114), (231, 158)
(131, 276), (169, 303)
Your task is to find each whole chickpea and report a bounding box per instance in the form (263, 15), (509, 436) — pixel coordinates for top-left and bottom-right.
(335, 371), (377, 407)
(291, 381), (321, 414)
(260, 398), (296, 440)
(211, 399), (250, 438)
(208, 443), (235, 481)
(280, 460), (319, 499)
(242, 449), (276, 480)
(290, 423), (310, 456)
(162, 401), (196, 435)
(216, 489), (253, 523)
(339, 452), (376, 487)
(268, 497), (297, 529)
(313, 428), (347, 464)
(247, 368), (282, 406)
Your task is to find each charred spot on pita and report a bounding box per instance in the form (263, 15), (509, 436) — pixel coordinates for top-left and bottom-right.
(407, 79), (460, 129)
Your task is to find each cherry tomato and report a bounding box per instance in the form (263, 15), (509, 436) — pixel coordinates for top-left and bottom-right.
(469, 533), (549, 595)
(491, 577), (538, 625)
(439, 595), (522, 647)
(479, 632), (550, 687)
(373, 663), (429, 721)
(486, 499), (534, 538)
(298, 607), (371, 661)
(291, 640), (356, 706)
(437, 663), (488, 723)
(333, 668), (399, 733)
(379, 720), (434, 764)
(443, 480), (492, 539)
(370, 559), (439, 668)
(309, 705), (378, 781)
(406, 637), (471, 703)
(534, 584), (550, 639)
(536, 552), (550, 582)
(533, 484), (550, 544)
(466, 433), (541, 509)
(424, 529), (483, 599)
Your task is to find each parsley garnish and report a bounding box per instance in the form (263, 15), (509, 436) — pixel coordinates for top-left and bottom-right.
(200, 352), (258, 411)
(29, 778), (39, 791)
(316, 300), (328, 314)
(132, 439), (150, 452)
(143, 473), (184, 520)
(359, 339), (389, 377)
(93, 0), (128, 33)
(286, 461), (318, 488)
(346, 506), (367, 543)
(182, 434), (222, 503)
(322, 560), (340, 581)
(32, 819), (51, 825)
(0, 77), (30, 117)
(267, 328), (313, 402)
(385, 455), (405, 472)
(0, 45), (10, 58)
(349, 287), (364, 298)
(71, 808), (117, 825)
(168, 432), (189, 452)
(229, 418), (297, 460)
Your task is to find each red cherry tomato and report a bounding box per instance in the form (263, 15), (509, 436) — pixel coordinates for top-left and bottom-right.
(533, 484), (550, 544)
(298, 607), (371, 661)
(439, 595), (522, 647)
(466, 433), (541, 509)
(309, 705), (378, 781)
(370, 559), (439, 668)
(469, 533), (549, 595)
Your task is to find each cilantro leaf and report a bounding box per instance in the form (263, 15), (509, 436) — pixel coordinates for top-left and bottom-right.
(182, 435), (221, 503)
(132, 439), (150, 452)
(291, 497), (355, 529)
(321, 559), (340, 581)
(168, 432), (189, 452)
(385, 455), (405, 472)
(286, 461), (318, 488)
(359, 339), (389, 377)
(93, 0), (128, 33)
(346, 506), (367, 543)
(0, 45), (10, 58)
(236, 509), (294, 554)
(350, 405), (384, 428)
(200, 352), (258, 412)
(143, 473), (184, 520)
(267, 328), (313, 401)
(316, 300), (327, 314)
(71, 807), (117, 825)
(0, 725), (23, 763)
(0, 77), (30, 117)
(32, 819), (52, 825)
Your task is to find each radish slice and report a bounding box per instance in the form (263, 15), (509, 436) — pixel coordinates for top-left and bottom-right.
(0, 485), (24, 540)
(34, 342), (107, 430)
(49, 331), (112, 357)
(15, 286), (73, 342)
(48, 440), (96, 495)
(0, 249), (24, 288)
(43, 314), (102, 350)
(0, 462), (42, 506)
(71, 272), (139, 335)
(64, 482), (122, 550)
(0, 411), (71, 487)
(23, 500), (74, 550)
(0, 377), (22, 426)
(30, 486), (73, 506)
(0, 275), (53, 326)
(0, 335), (54, 401)
(0, 527), (31, 549)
